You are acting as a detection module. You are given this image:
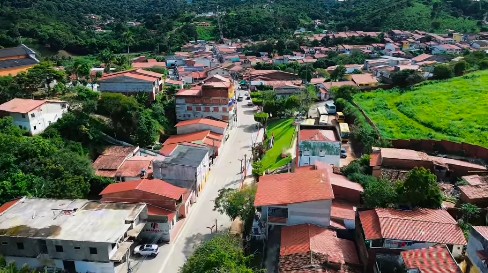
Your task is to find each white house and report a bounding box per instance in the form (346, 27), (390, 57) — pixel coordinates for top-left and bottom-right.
(253, 168), (335, 239)
(0, 98), (68, 135)
(298, 127), (342, 167)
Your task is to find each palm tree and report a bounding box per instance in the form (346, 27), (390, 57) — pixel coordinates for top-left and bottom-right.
(123, 31), (134, 54)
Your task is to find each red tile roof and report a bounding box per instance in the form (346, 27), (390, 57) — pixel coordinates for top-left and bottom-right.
(359, 209), (467, 245)
(331, 201), (356, 220)
(102, 146), (137, 156)
(100, 179), (187, 200)
(175, 118), (228, 129)
(369, 153), (381, 167)
(0, 199), (21, 215)
(100, 70), (159, 82)
(133, 62), (167, 69)
(473, 226), (488, 240)
(459, 184), (488, 200)
(314, 162), (364, 193)
(115, 158), (153, 177)
(280, 224), (360, 265)
(254, 169), (334, 207)
(176, 88), (202, 96)
(93, 155), (127, 170)
(300, 130), (329, 141)
(0, 98), (46, 113)
(160, 143), (178, 156)
(147, 204), (176, 221)
(163, 130), (210, 145)
(401, 246), (462, 273)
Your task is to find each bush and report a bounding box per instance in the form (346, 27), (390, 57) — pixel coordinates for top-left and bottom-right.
(253, 112), (269, 124)
(250, 92), (263, 98)
(480, 58), (488, 70)
(252, 98), (263, 106)
(433, 64), (453, 79)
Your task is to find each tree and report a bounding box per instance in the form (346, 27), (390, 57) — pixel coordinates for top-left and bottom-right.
(330, 85), (359, 101)
(363, 178), (398, 208)
(396, 167), (443, 209)
(214, 184), (257, 221)
(479, 58), (488, 70)
(433, 64), (453, 79)
(461, 203), (480, 222)
(180, 234), (260, 273)
(134, 110), (159, 147)
(316, 68), (330, 79)
(252, 160), (264, 181)
(330, 65), (346, 81)
(123, 31), (135, 54)
(253, 112), (268, 125)
(251, 98), (263, 106)
(453, 60), (468, 76)
(99, 49), (114, 71)
(392, 69), (424, 87)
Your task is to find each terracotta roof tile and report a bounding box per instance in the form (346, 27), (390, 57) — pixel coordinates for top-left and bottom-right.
(314, 163), (364, 193)
(369, 153), (381, 167)
(147, 204), (176, 221)
(100, 179), (187, 200)
(351, 74), (378, 85)
(401, 246), (462, 273)
(255, 169), (334, 207)
(300, 130), (329, 141)
(473, 226), (488, 240)
(331, 201), (356, 220)
(102, 146), (137, 156)
(459, 184), (488, 200)
(359, 209), (466, 245)
(115, 159), (153, 177)
(163, 130), (210, 145)
(280, 224), (360, 265)
(92, 155), (126, 170)
(175, 118), (228, 129)
(0, 98), (46, 113)
(160, 143), (178, 156)
(0, 199), (21, 215)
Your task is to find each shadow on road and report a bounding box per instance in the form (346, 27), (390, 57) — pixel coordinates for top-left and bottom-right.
(223, 178), (242, 188)
(182, 232), (220, 258)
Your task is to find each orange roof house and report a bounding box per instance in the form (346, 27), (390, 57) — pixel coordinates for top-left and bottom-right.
(279, 224), (361, 272)
(358, 208), (467, 246)
(400, 246), (462, 273)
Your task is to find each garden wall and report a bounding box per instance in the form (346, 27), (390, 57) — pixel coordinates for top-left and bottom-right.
(390, 139), (488, 161)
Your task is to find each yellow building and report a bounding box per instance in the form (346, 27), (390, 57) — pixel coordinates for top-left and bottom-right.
(0, 45), (39, 77)
(453, 33), (463, 43)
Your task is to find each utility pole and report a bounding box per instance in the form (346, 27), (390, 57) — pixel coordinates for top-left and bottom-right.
(215, 219), (218, 233)
(217, 6), (224, 42)
(239, 158), (244, 173)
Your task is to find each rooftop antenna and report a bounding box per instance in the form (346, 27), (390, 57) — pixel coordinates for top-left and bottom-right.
(217, 5), (224, 43)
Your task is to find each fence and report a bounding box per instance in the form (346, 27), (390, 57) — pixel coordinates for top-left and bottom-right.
(390, 139), (488, 161)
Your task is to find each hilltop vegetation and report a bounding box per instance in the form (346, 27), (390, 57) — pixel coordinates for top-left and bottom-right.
(0, 0), (486, 55)
(354, 71), (488, 147)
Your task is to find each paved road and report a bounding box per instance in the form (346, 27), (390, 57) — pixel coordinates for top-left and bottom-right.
(130, 88), (258, 273)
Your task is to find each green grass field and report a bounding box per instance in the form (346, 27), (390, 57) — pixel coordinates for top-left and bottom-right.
(354, 71), (488, 147)
(196, 26), (216, 41)
(262, 119), (296, 171)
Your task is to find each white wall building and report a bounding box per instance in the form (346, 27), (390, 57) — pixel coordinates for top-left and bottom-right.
(0, 98), (68, 135)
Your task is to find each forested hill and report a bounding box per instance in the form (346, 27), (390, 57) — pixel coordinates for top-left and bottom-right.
(0, 0), (486, 55)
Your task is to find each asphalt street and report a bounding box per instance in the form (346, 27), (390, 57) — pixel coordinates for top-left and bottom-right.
(130, 88), (258, 273)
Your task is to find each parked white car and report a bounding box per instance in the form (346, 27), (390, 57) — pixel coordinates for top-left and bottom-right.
(134, 244), (159, 256)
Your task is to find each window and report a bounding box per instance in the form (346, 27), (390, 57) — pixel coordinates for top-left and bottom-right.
(16, 242), (24, 250)
(1, 242), (7, 245)
(30, 113), (35, 118)
(204, 107), (210, 112)
(89, 247), (97, 254)
(55, 245), (63, 252)
(33, 126), (37, 130)
(222, 107), (227, 112)
(21, 114), (26, 118)
(187, 106), (192, 111)
(74, 246), (80, 250)
(61, 104), (67, 109)
(196, 106), (201, 111)
(213, 107), (219, 112)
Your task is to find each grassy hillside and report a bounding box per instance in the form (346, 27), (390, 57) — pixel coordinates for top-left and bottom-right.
(196, 26), (216, 41)
(354, 71), (488, 147)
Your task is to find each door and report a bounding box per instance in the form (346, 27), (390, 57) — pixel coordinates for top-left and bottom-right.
(62, 260), (76, 273)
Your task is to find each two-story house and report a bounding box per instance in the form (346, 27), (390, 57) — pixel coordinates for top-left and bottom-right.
(100, 179), (191, 242)
(357, 208), (467, 272)
(0, 98), (68, 135)
(98, 69), (163, 101)
(153, 144), (210, 198)
(0, 198), (147, 273)
(297, 125), (342, 167)
(254, 168), (335, 234)
(464, 226), (488, 273)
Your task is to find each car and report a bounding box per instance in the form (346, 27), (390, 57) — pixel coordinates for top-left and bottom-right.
(340, 148), (347, 158)
(134, 244), (159, 257)
(246, 96), (251, 100)
(247, 101), (253, 106)
(237, 96), (243, 101)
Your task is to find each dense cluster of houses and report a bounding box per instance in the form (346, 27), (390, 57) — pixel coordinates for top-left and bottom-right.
(249, 123), (488, 273)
